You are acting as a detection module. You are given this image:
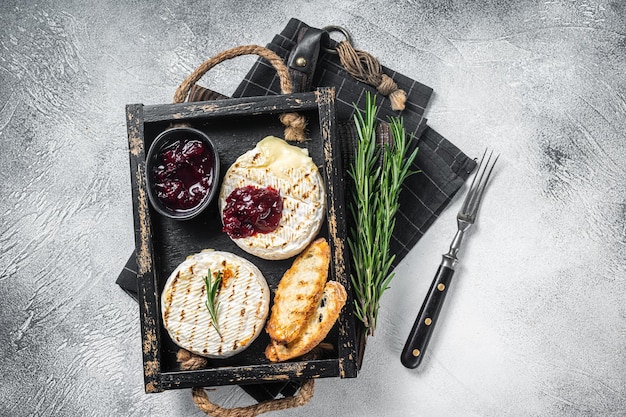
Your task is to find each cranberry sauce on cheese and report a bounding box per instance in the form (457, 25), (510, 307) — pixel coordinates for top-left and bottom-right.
(222, 185), (283, 239)
(218, 136), (325, 260)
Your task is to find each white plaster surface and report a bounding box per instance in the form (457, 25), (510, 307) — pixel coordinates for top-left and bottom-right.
(1, 1), (625, 416)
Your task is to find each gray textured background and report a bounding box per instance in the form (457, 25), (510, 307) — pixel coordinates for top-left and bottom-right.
(1, 0), (625, 416)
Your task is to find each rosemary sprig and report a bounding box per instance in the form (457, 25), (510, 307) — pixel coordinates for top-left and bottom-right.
(204, 269), (223, 337)
(348, 92), (419, 336)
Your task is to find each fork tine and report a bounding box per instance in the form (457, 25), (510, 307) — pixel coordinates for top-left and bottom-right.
(459, 149), (488, 215)
(468, 151), (498, 217)
(462, 150), (499, 219)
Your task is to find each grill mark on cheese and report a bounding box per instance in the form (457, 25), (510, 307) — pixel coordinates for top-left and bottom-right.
(240, 335), (252, 347)
(234, 272), (246, 348)
(189, 282), (204, 348)
(171, 267), (193, 343)
(163, 271), (180, 324)
(221, 266), (234, 288)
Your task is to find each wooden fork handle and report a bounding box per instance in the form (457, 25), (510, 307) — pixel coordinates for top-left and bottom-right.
(401, 261), (455, 369)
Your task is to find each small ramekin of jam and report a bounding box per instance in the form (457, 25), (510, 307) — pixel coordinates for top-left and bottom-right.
(145, 127), (220, 220)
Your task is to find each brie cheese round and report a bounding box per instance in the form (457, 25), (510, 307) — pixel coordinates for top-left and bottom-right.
(219, 136), (326, 260)
(161, 250), (270, 358)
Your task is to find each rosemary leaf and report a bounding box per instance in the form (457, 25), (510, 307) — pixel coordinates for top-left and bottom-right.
(348, 93), (420, 336)
(204, 269), (223, 337)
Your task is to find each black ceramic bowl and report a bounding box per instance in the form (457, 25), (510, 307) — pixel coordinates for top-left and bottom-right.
(145, 126), (220, 220)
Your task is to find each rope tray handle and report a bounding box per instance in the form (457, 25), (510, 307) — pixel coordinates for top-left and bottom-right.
(173, 44), (307, 142)
(177, 349), (315, 417)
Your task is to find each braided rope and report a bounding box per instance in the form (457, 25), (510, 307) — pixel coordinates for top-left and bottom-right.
(177, 349), (315, 417)
(173, 45), (307, 141)
(336, 40), (406, 111)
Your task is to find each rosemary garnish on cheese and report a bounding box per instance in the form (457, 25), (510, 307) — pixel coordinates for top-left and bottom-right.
(204, 269), (223, 337)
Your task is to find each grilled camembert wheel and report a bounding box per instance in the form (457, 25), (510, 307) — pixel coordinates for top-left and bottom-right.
(219, 136), (325, 260)
(161, 250), (270, 358)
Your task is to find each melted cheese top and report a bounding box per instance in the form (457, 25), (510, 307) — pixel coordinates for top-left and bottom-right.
(252, 136), (312, 179)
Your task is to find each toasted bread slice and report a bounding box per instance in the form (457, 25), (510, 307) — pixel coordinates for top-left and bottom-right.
(265, 237), (330, 343)
(265, 280), (347, 362)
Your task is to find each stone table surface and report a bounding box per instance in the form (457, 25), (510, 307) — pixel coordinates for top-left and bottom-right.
(1, 1), (624, 416)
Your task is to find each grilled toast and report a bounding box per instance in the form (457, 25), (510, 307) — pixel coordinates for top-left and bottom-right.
(265, 280), (347, 362)
(265, 237), (330, 343)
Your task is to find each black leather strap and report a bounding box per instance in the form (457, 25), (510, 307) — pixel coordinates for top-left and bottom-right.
(287, 27), (328, 92)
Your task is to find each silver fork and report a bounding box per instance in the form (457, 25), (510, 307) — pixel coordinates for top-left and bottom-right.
(401, 150), (499, 369)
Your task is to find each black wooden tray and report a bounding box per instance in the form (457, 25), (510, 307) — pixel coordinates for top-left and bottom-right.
(126, 88), (358, 393)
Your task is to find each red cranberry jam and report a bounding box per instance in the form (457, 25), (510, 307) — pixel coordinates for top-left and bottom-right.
(222, 186), (283, 238)
(152, 139), (215, 211)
